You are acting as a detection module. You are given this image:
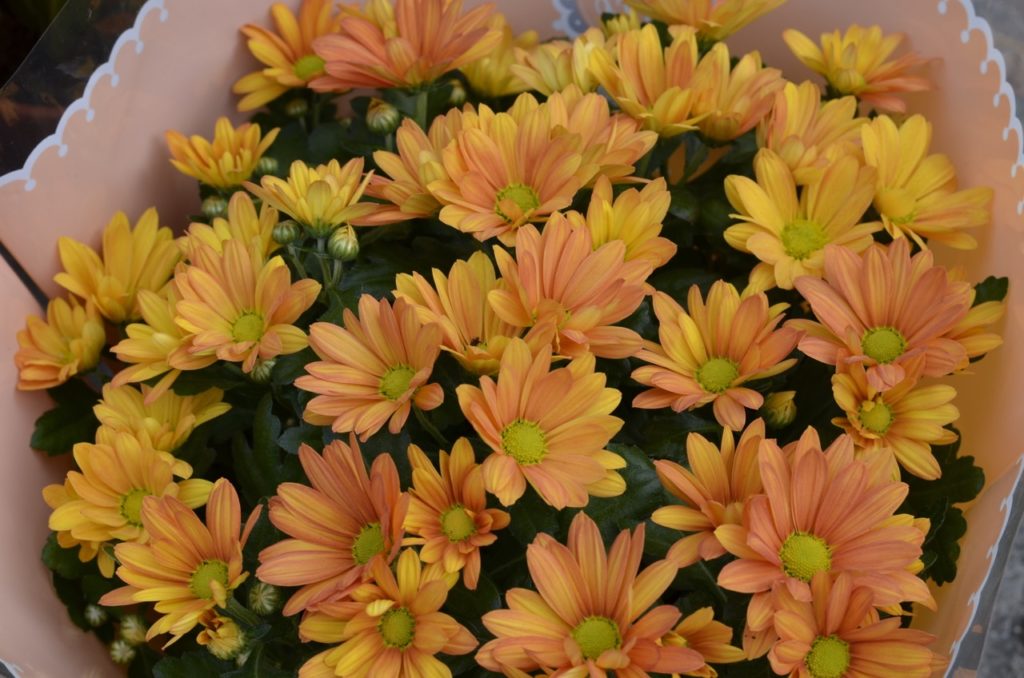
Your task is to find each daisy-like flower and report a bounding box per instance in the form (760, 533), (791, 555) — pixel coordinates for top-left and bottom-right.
(689, 42), (783, 143)
(724, 148), (879, 290)
(948, 283), (1005, 361)
(632, 284), (800, 431)
(832, 356), (958, 480)
(245, 158), (377, 237)
(181, 191), (280, 260)
(627, 0), (786, 42)
(404, 438), (511, 589)
(257, 437), (408, 615)
(44, 433), (213, 577)
(477, 512), (703, 676)
(55, 207), (180, 323)
(296, 295), (444, 440)
(589, 24), (703, 138)
(196, 611), (246, 660)
(297, 549), (476, 678)
(768, 572), (946, 678)
(310, 0), (500, 91)
(174, 239), (320, 373)
(862, 114), (993, 249)
(652, 420), (766, 567)
(790, 239), (974, 391)
(99, 479), (259, 645)
(166, 117), (279, 189)
(462, 15), (537, 98)
(456, 338), (625, 508)
(233, 0), (342, 111)
(15, 297), (104, 391)
(489, 217), (649, 359)
(661, 607), (746, 678)
(757, 81), (866, 184)
(511, 28), (606, 97)
(784, 25), (930, 113)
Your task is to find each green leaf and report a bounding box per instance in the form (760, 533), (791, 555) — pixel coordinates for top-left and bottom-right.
(271, 347), (316, 386)
(444, 573), (501, 640)
(921, 506), (967, 585)
(507, 487), (560, 546)
(973, 275), (1009, 305)
(171, 363), (250, 395)
(30, 379), (99, 456)
(223, 643), (293, 678)
(582, 444), (671, 542)
(42, 532), (87, 579)
(278, 422), (324, 455)
(152, 650), (233, 678)
(307, 121), (348, 165)
(128, 645), (162, 678)
(231, 394), (300, 504)
(902, 430), (984, 507)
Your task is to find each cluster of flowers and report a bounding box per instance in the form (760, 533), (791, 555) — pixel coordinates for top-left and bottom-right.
(13, 0), (1007, 676)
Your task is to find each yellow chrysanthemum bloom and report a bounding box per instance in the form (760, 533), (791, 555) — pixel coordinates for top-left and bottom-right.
(233, 0), (342, 111)
(55, 208), (180, 323)
(690, 42), (783, 143)
(196, 612), (246, 660)
(511, 28), (606, 96)
(862, 114), (993, 249)
(15, 297), (105, 391)
(784, 25), (930, 113)
(602, 9), (642, 36)
(757, 81), (866, 184)
(661, 607), (746, 677)
(724, 148), (880, 290)
(43, 432), (213, 577)
(245, 157), (377, 237)
(462, 15), (537, 98)
(166, 117), (279, 189)
(948, 283), (1005, 361)
(181, 191), (280, 260)
(627, 0), (786, 42)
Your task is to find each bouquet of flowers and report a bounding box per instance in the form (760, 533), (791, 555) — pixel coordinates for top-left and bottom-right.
(13, 0), (1009, 676)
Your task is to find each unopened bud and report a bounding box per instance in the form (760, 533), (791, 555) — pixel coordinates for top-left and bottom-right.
(201, 195), (229, 220)
(448, 79), (467, 107)
(272, 219), (301, 245)
(109, 639), (136, 664)
(256, 155), (279, 176)
(84, 604), (107, 627)
(119, 614), (148, 645)
(284, 97), (309, 118)
(366, 98), (401, 136)
(248, 581), (282, 615)
(198, 614), (246, 661)
(327, 225), (360, 262)
(250, 358), (277, 384)
(761, 391), (797, 429)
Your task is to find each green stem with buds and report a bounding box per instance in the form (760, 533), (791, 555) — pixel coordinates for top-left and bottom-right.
(222, 596), (262, 629)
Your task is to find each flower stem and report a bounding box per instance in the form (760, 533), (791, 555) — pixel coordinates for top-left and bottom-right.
(222, 596), (262, 629)
(413, 89), (429, 131)
(286, 243), (308, 279)
(698, 561), (728, 606)
(414, 406), (449, 448)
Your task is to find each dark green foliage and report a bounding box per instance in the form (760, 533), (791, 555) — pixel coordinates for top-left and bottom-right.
(31, 378), (99, 455)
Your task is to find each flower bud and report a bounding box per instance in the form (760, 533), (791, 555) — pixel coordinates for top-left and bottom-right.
(119, 614), (148, 646)
(250, 358), (277, 384)
(198, 614), (247, 661)
(761, 391), (797, 429)
(84, 604), (107, 627)
(448, 79), (467, 107)
(327, 225), (360, 262)
(366, 98), (401, 136)
(272, 219), (301, 245)
(201, 195), (229, 220)
(284, 97), (309, 118)
(109, 639), (136, 665)
(248, 581), (281, 616)
(256, 155), (279, 177)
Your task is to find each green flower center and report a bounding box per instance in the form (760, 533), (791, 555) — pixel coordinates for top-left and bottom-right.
(501, 419), (547, 466)
(779, 532), (831, 582)
(858, 399), (893, 434)
(119, 488), (152, 527)
(379, 365), (416, 401)
(696, 357), (739, 394)
(378, 607), (416, 649)
(189, 559), (230, 600)
(781, 219), (829, 260)
(572, 616), (621, 660)
(440, 504), (476, 542)
(860, 327), (906, 364)
(352, 522), (386, 565)
(232, 312), (265, 343)
(293, 54), (326, 80)
(494, 183), (540, 223)
(806, 634), (851, 678)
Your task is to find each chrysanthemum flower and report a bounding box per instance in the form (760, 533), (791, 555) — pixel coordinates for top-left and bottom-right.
(196, 611), (246, 660)
(653, 420), (766, 567)
(310, 0), (500, 91)
(297, 549), (476, 677)
(15, 297), (105, 391)
(404, 438), (510, 589)
(832, 356), (958, 480)
(166, 117), (279, 189)
(456, 338), (625, 508)
(55, 207), (180, 323)
(724, 149), (879, 290)
(296, 295), (444, 440)
(947, 283), (1005, 360)
(489, 217), (648, 359)
(632, 284), (799, 430)
(462, 15), (537, 98)
(690, 42), (783, 143)
(862, 114), (993, 249)
(181, 191), (280, 260)
(257, 437), (408, 615)
(233, 0), (342, 111)
(99, 478), (259, 645)
(784, 25), (930, 113)
(661, 607), (746, 677)
(511, 28), (607, 97)
(790, 239), (974, 391)
(627, 0), (786, 42)
(477, 512), (703, 676)
(45, 433), (213, 577)
(245, 158), (377, 237)
(768, 572), (945, 678)
(590, 25), (703, 138)
(757, 81), (866, 184)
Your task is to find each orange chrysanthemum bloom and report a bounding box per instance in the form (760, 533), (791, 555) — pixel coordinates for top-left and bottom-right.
(689, 42), (783, 143)
(461, 15), (537, 98)
(297, 549), (477, 678)
(510, 28), (606, 96)
(455, 338), (625, 509)
(790, 239), (974, 391)
(653, 420), (766, 567)
(15, 297), (104, 391)
(175, 239), (320, 373)
(310, 0), (500, 91)
(56, 208), (180, 323)
(862, 114), (993, 249)
(768, 573), (946, 678)
(166, 117), (279, 189)
(234, 0), (342, 111)
(724, 149), (879, 290)
(661, 607), (746, 677)
(632, 284), (800, 431)
(784, 25), (930, 113)
(181, 191), (280, 260)
(489, 217), (648, 359)
(947, 282), (1005, 361)
(296, 295), (444, 440)
(404, 438), (510, 589)
(257, 437), (407, 615)
(627, 0), (786, 41)
(832, 356), (958, 480)
(100, 479), (260, 645)
(477, 513), (703, 676)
